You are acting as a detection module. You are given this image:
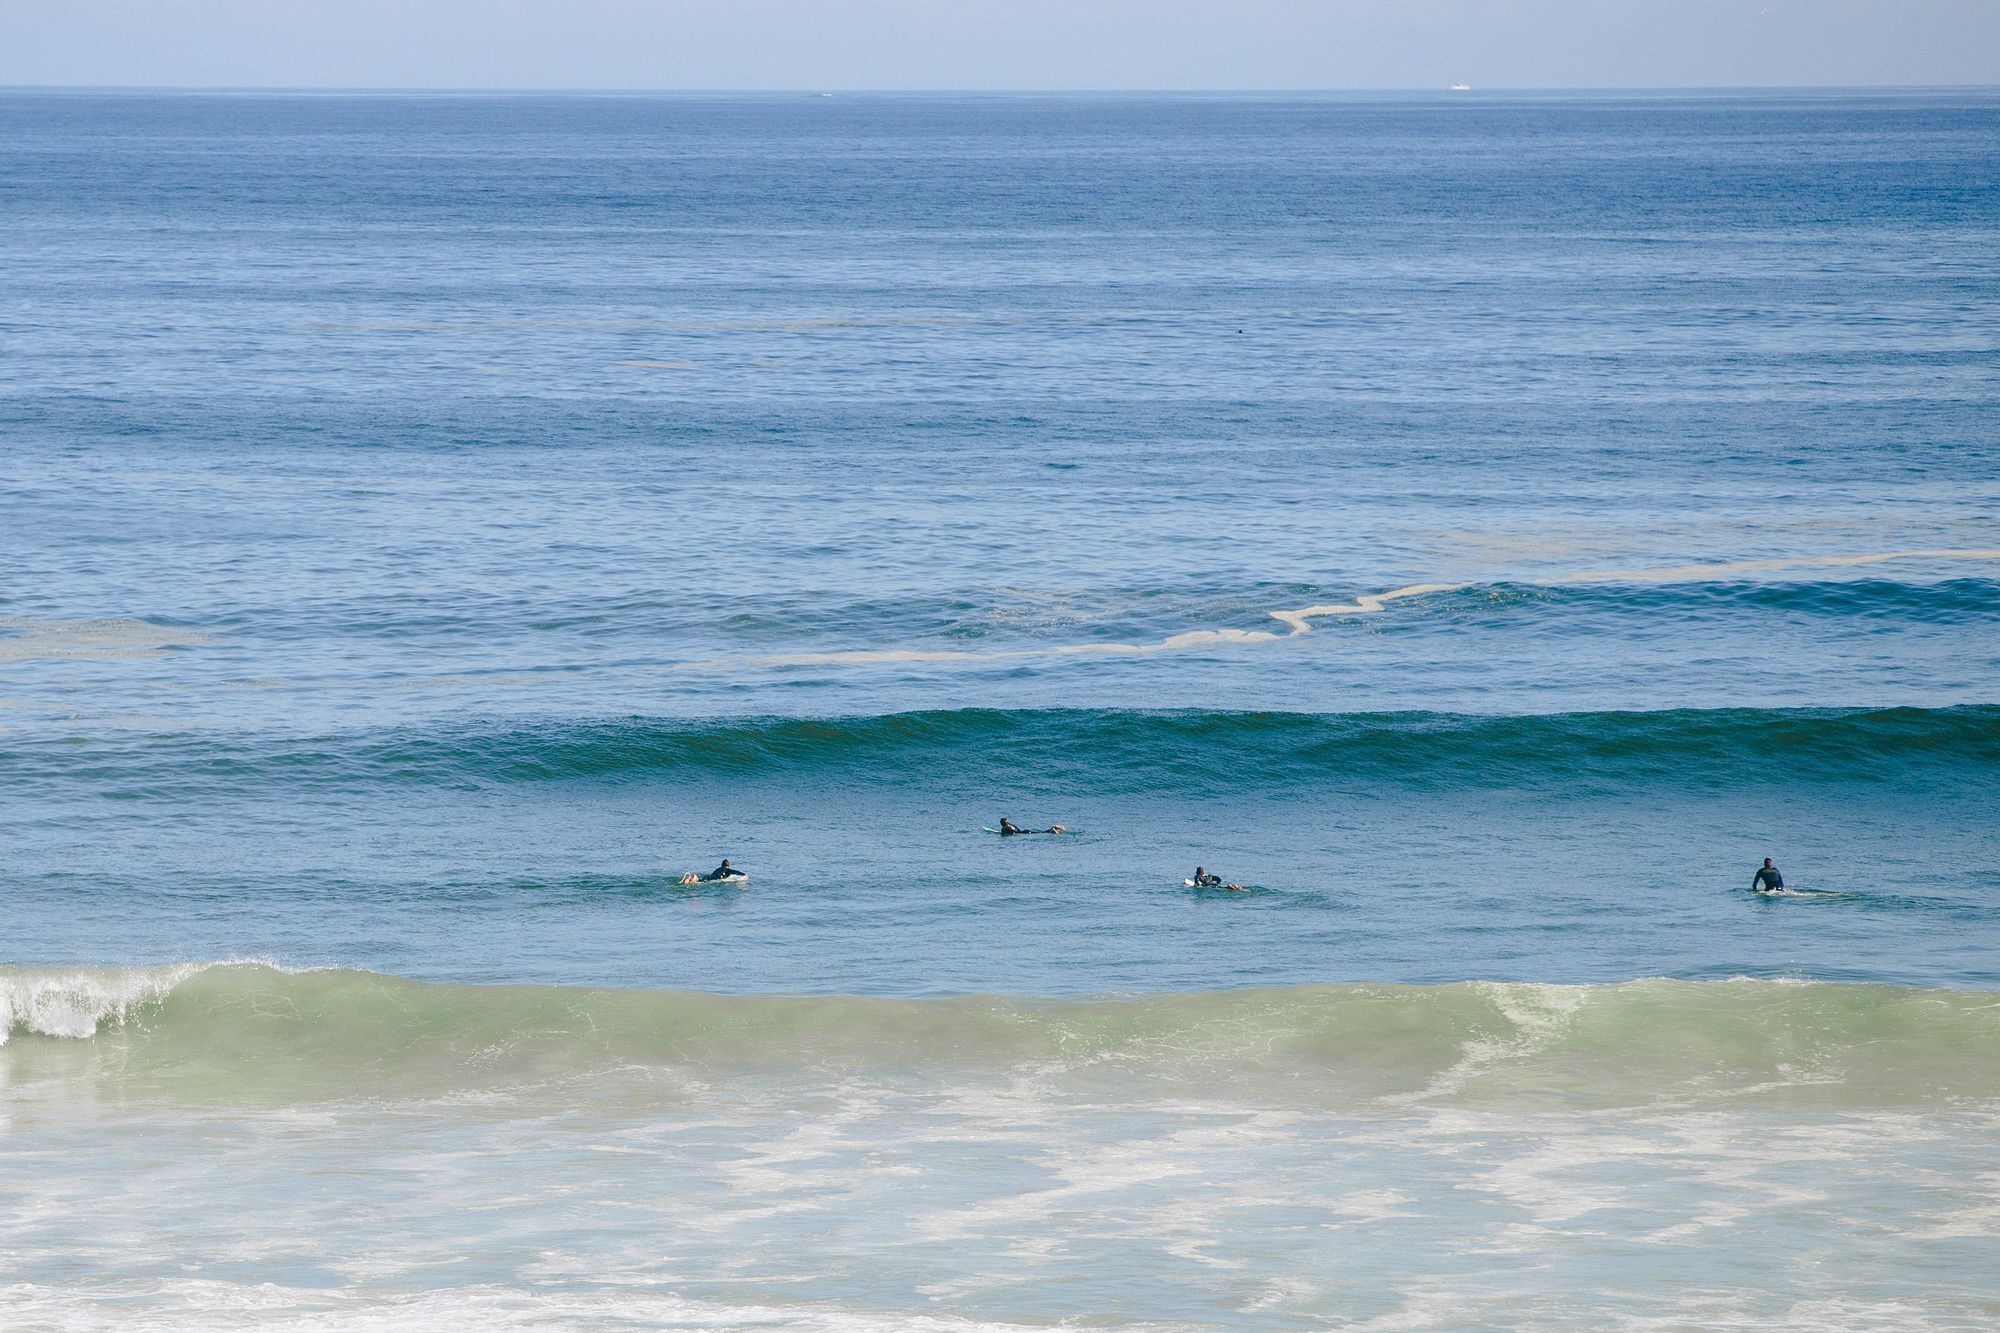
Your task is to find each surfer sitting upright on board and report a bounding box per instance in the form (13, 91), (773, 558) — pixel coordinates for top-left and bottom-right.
(1751, 858), (1784, 892)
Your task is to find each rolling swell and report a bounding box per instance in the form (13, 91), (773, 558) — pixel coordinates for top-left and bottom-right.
(4, 964), (1997, 1108)
(1424, 575), (2000, 628)
(19, 705), (1996, 797)
(456, 705), (2000, 788)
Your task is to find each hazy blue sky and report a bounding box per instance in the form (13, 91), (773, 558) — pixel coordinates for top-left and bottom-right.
(3, 0), (1995, 90)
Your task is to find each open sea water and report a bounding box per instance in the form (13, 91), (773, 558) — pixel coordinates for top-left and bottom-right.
(3, 89), (1998, 1328)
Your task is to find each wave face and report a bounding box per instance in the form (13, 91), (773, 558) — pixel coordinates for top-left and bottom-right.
(7, 964), (1998, 1108)
(424, 704), (2000, 790)
(12, 704), (1997, 798)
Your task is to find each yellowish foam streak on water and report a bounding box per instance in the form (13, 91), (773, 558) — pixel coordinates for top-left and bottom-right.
(701, 547), (2000, 671)
(8, 550), (1995, 676)
(0, 617), (214, 664)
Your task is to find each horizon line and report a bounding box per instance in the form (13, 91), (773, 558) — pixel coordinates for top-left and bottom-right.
(6, 81), (1999, 97)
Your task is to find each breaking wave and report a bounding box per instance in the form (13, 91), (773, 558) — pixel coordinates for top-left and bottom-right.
(6, 964), (1996, 1108)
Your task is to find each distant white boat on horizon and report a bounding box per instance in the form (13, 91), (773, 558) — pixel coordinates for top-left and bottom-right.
(1449, 83), (1472, 92)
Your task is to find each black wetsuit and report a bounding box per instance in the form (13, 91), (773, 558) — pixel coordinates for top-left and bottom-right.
(703, 863), (741, 881)
(999, 822), (1024, 836)
(1193, 874), (1224, 887)
(1753, 865), (1784, 891)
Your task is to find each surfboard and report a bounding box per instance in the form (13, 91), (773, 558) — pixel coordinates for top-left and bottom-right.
(677, 873), (748, 886)
(982, 827), (1078, 835)
(1185, 879), (1248, 892)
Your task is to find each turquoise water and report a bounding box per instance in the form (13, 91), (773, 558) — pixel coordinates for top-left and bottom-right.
(3, 89), (1999, 1327)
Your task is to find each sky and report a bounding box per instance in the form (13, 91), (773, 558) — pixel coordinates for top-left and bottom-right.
(2, 0), (1996, 91)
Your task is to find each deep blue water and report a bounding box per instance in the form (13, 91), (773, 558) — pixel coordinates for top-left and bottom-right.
(4, 89), (1998, 992)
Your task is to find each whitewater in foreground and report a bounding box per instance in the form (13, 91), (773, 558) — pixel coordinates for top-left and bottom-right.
(4, 964), (1999, 1329)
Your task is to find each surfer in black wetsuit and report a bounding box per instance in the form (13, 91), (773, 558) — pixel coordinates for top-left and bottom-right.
(1751, 858), (1784, 892)
(1192, 867), (1224, 887)
(999, 819), (1068, 835)
(701, 859), (742, 882)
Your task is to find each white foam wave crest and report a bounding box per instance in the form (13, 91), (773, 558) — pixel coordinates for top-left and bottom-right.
(0, 964), (211, 1045)
(1377, 981), (1590, 1107)
(691, 546), (2000, 672)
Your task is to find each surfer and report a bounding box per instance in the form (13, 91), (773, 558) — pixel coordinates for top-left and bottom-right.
(1189, 867), (1246, 891)
(679, 858), (744, 885)
(998, 819), (1068, 835)
(1751, 858), (1784, 893)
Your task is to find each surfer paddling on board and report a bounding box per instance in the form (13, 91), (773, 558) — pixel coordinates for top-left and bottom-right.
(1751, 858), (1784, 893)
(1189, 867), (1246, 892)
(997, 818), (1069, 836)
(679, 859), (746, 886)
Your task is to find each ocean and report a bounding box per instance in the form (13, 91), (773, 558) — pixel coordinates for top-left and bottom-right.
(3, 88), (1998, 1328)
